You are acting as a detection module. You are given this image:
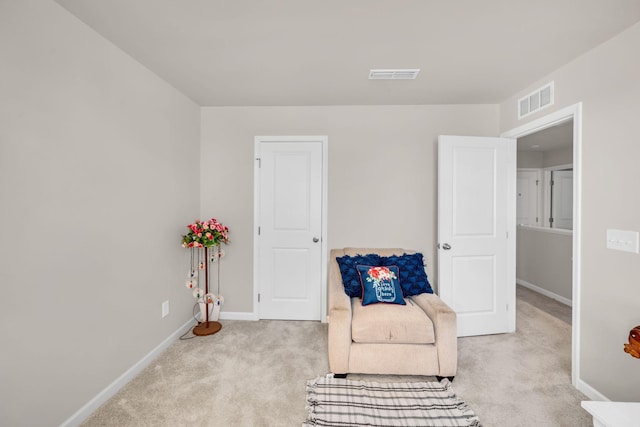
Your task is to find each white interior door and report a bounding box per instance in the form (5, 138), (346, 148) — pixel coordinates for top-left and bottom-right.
(255, 138), (324, 320)
(517, 170), (540, 226)
(438, 135), (516, 337)
(551, 170), (573, 229)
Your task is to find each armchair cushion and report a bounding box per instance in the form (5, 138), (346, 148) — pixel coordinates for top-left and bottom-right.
(351, 299), (435, 344)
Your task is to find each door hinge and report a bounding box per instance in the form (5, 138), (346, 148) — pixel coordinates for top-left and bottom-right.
(536, 216), (539, 223)
(506, 303), (509, 311)
(506, 231), (509, 239)
(549, 217), (554, 224)
(550, 180), (554, 186)
(258, 293), (261, 303)
(256, 157), (261, 168)
(258, 226), (261, 235)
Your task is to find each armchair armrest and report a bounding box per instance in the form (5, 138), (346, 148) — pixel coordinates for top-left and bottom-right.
(328, 250), (351, 312)
(327, 249), (352, 374)
(410, 293), (458, 377)
(328, 308), (351, 374)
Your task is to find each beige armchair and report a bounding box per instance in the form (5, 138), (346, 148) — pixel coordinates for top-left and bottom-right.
(328, 248), (457, 380)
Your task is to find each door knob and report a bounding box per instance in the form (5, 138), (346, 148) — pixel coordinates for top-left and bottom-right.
(313, 237), (319, 243)
(442, 243), (451, 250)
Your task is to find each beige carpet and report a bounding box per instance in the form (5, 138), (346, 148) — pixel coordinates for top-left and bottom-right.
(452, 292), (591, 426)
(82, 289), (591, 426)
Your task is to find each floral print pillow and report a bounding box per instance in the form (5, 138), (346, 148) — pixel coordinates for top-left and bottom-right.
(356, 265), (406, 306)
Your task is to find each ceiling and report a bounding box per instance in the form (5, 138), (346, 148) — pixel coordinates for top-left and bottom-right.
(54, 0), (640, 106)
(518, 120), (573, 152)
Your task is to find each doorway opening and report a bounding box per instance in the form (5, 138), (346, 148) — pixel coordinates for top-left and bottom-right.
(516, 119), (574, 306)
(502, 103), (582, 387)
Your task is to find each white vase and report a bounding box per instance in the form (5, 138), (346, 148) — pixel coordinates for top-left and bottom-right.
(198, 296), (224, 322)
(198, 299), (213, 322)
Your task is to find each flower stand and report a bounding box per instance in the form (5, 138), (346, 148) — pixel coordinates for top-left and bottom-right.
(192, 247), (222, 336)
(182, 217), (229, 337)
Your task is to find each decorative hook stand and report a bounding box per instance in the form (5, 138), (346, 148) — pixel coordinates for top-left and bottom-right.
(191, 246), (223, 336)
(182, 217), (229, 337)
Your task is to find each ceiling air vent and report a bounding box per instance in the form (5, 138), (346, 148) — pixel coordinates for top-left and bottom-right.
(518, 82), (554, 119)
(369, 69), (420, 80)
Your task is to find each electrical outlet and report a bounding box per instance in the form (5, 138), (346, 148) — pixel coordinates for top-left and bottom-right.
(162, 300), (169, 318)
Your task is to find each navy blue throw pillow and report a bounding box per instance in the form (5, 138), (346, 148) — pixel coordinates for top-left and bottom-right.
(379, 253), (433, 296)
(336, 254), (381, 297)
(357, 265), (405, 306)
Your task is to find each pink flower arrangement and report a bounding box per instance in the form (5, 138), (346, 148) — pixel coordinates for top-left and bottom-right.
(182, 218), (229, 248)
(365, 266), (396, 287)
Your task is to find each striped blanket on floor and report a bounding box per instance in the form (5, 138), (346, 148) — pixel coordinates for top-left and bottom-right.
(303, 376), (481, 427)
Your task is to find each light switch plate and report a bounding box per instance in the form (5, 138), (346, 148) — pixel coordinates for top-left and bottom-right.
(606, 229), (639, 253)
(162, 300), (170, 318)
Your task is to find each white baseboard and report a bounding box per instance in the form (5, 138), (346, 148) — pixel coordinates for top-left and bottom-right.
(220, 311), (258, 321)
(517, 278), (572, 307)
(577, 378), (610, 401)
(60, 318), (195, 427)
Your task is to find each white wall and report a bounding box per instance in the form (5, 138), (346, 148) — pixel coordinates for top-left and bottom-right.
(0, 1), (200, 425)
(517, 146), (572, 169)
(543, 146), (573, 167)
(501, 22), (640, 401)
(517, 151), (543, 168)
(517, 228), (572, 301)
(201, 105), (499, 313)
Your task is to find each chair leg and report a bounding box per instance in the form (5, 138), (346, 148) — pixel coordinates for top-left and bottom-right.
(333, 373), (348, 379)
(436, 375), (455, 382)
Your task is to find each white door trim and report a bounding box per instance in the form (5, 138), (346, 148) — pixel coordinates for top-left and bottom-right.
(253, 136), (328, 322)
(501, 103), (582, 389)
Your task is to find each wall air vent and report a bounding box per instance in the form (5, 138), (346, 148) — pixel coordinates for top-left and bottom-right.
(369, 69), (420, 80)
(518, 81), (554, 119)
